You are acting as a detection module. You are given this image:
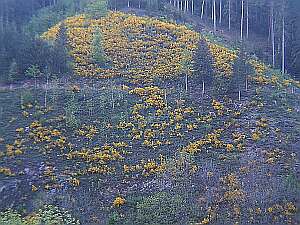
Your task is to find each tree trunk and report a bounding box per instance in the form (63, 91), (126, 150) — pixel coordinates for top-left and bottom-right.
(228, 0), (231, 31)
(185, 74), (188, 92)
(191, 0), (194, 14)
(201, 0), (205, 19)
(112, 90), (115, 109)
(271, 2), (275, 67)
(219, 0), (222, 24)
(44, 76), (49, 108)
(202, 80), (205, 97)
(213, 0), (216, 33)
(164, 89), (168, 107)
(127, 0), (130, 7)
(246, 0), (249, 39)
(240, 0), (244, 41)
(282, 13), (285, 75)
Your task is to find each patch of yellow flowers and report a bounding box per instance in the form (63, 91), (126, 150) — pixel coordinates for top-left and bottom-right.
(207, 41), (237, 77)
(42, 11), (199, 83)
(113, 197), (126, 207)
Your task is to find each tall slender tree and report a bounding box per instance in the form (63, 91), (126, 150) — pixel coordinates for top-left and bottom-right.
(201, 0), (205, 19)
(271, 0), (275, 67)
(240, 0), (244, 41)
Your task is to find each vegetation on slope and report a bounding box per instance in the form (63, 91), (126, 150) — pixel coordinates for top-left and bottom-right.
(0, 9), (299, 225)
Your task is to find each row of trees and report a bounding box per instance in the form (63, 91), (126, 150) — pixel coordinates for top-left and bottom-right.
(0, 23), (71, 83)
(0, 0), (108, 82)
(113, 0), (300, 80)
(181, 0), (300, 80)
(194, 39), (253, 100)
(0, 0), (299, 82)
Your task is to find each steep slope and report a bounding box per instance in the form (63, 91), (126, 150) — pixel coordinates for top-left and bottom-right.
(0, 11), (299, 225)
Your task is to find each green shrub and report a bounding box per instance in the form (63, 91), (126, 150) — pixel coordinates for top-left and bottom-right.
(0, 205), (80, 225)
(135, 192), (185, 225)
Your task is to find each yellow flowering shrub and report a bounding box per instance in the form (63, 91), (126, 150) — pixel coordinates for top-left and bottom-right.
(42, 12), (200, 83)
(206, 41), (237, 77)
(0, 167), (15, 176)
(113, 197), (126, 207)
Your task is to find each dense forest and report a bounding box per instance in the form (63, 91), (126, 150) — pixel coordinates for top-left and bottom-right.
(0, 1), (299, 225)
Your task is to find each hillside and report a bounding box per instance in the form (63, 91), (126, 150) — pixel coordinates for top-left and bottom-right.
(0, 11), (299, 225)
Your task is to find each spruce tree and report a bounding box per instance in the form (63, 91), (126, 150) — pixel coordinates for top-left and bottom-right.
(231, 47), (253, 100)
(92, 28), (109, 68)
(194, 39), (215, 96)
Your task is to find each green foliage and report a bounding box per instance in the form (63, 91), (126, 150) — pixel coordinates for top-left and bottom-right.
(0, 205), (79, 225)
(194, 39), (215, 85)
(25, 65), (41, 79)
(164, 152), (194, 189)
(37, 205), (80, 225)
(108, 211), (122, 225)
(25, 0), (88, 36)
(25, 9), (65, 37)
(180, 50), (193, 76)
(212, 77), (230, 98)
(85, 0), (108, 19)
(135, 192), (185, 225)
(50, 24), (73, 75)
(0, 210), (25, 225)
(8, 59), (19, 83)
(20, 90), (34, 106)
(92, 28), (110, 67)
(230, 48), (254, 92)
(65, 93), (80, 129)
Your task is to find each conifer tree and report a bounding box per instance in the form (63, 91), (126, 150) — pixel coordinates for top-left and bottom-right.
(231, 47), (253, 100)
(194, 39), (215, 96)
(92, 28), (109, 68)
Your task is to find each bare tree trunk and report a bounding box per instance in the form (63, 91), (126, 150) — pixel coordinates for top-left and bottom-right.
(111, 90), (115, 109)
(228, 0), (231, 31)
(246, 0), (249, 39)
(211, 0), (214, 21)
(185, 74), (188, 92)
(201, 0), (205, 19)
(0, 0), (4, 33)
(44, 75), (49, 108)
(202, 80), (205, 97)
(219, 0), (222, 24)
(281, 13), (285, 75)
(127, 0), (130, 7)
(240, 0), (244, 41)
(271, 2), (275, 67)
(164, 89), (168, 107)
(0, 15), (3, 34)
(191, 0), (194, 14)
(213, 0), (216, 33)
